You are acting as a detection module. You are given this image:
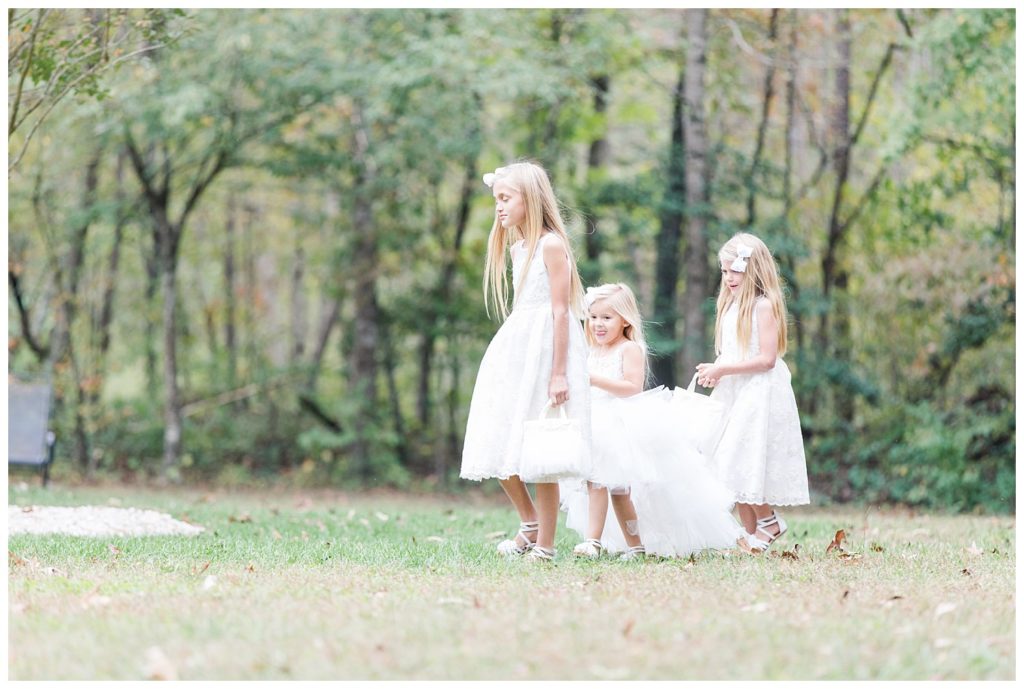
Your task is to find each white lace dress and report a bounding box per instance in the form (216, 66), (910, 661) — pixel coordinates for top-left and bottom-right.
(460, 233), (591, 483)
(562, 344), (744, 557)
(709, 299), (810, 506)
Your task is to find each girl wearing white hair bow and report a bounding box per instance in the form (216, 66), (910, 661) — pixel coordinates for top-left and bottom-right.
(460, 161), (591, 562)
(562, 282), (744, 560)
(695, 232), (810, 553)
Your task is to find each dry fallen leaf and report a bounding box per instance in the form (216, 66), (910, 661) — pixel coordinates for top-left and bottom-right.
(870, 543), (884, 552)
(622, 619), (636, 637)
(246, 562), (256, 573)
(9, 551), (26, 567)
(961, 568), (972, 576)
(192, 561), (211, 576)
(228, 513), (253, 524)
(271, 529), (283, 541)
(826, 529), (847, 555)
(107, 544), (122, 557)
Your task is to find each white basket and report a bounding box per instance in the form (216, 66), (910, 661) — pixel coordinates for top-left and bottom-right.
(519, 401), (588, 483)
(671, 374), (727, 457)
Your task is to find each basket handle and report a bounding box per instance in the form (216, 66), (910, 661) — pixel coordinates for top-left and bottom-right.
(540, 399), (569, 420)
(686, 373), (700, 393)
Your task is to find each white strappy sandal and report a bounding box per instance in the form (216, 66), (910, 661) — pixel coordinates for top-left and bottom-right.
(496, 520), (538, 557)
(525, 545), (556, 562)
(745, 511), (788, 553)
(619, 545), (647, 561)
(572, 539), (604, 559)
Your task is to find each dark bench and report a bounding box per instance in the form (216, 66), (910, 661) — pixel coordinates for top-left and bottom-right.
(8, 380), (57, 486)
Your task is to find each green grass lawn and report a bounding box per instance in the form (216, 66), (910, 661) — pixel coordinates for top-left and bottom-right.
(7, 482), (1015, 680)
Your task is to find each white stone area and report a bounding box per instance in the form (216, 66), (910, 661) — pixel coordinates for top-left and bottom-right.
(8, 505), (205, 537)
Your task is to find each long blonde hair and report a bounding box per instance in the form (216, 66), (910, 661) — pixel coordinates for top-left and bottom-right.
(482, 161), (585, 320)
(584, 282), (648, 354)
(714, 232), (789, 358)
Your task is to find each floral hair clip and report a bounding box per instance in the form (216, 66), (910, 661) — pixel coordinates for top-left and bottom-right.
(482, 166), (508, 188)
(730, 243), (754, 272)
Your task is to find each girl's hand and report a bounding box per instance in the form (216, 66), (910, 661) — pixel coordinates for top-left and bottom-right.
(695, 363), (723, 388)
(549, 374), (569, 406)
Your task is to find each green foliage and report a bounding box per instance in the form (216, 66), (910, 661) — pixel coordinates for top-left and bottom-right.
(810, 392), (1015, 513)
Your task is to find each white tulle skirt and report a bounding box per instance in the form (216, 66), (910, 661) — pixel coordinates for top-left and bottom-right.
(561, 387), (744, 557)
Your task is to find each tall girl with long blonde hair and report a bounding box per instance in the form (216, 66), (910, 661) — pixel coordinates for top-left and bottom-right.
(696, 232), (809, 553)
(460, 161), (591, 562)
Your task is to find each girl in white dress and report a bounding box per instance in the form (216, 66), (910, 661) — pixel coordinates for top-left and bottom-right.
(696, 232), (810, 553)
(460, 162), (591, 562)
(563, 283), (744, 559)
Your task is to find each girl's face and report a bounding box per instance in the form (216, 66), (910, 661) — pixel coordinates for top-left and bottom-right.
(588, 298), (627, 346)
(721, 260), (744, 294)
(492, 179), (526, 230)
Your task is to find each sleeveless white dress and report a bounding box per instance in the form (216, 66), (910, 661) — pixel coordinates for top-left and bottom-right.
(709, 298), (810, 506)
(562, 343), (744, 557)
(460, 233), (591, 483)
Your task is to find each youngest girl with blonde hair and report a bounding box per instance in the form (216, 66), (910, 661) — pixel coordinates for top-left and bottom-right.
(563, 282), (743, 559)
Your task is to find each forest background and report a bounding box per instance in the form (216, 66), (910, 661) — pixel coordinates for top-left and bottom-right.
(6, 8), (1015, 512)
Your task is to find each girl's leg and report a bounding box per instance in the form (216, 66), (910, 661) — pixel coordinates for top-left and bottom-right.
(586, 482), (610, 541)
(751, 503), (782, 539)
(736, 502), (757, 534)
(499, 476), (538, 547)
(609, 491), (643, 549)
(533, 482), (560, 550)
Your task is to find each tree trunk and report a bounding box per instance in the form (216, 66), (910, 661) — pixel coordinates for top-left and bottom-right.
(349, 107), (381, 478)
(781, 10), (804, 356)
(157, 217), (184, 476)
(680, 8), (711, 381)
(745, 9), (779, 227)
(224, 193), (238, 389)
(290, 237), (307, 365)
(650, 64), (687, 388)
(417, 146), (478, 429)
(816, 10), (853, 419)
(51, 145), (102, 369)
(581, 74), (610, 285)
(86, 149), (129, 474)
(142, 242), (159, 398)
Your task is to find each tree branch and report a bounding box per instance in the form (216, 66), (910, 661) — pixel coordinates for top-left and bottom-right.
(850, 42), (897, 148)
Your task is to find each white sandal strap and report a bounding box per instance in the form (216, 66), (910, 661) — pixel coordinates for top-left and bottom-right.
(530, 546), (555, 560)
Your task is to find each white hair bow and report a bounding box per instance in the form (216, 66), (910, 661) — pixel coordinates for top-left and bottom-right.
(584, 286), (601, 308)
(730, 243), (754, 272)
(482, 166), (508, 188)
